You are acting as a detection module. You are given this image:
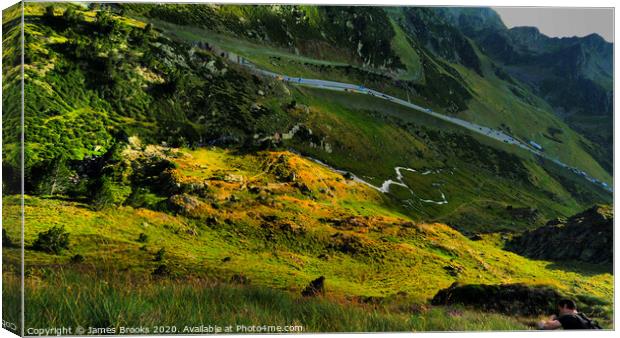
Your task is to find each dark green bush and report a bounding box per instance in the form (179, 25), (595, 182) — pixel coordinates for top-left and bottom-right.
(137, 233), (148, 243)
(70, 254), (85, 263)
(32, 226), (70, 254)
(3, 229), (15, 248)
(92, 176), (131, 210)
(154, 248), (166, 262)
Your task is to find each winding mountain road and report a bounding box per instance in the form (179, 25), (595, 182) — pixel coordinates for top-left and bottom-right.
(235, 57), (612, 193)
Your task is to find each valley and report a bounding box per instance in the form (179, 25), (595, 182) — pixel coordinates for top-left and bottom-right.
(1, 2), (614, 333)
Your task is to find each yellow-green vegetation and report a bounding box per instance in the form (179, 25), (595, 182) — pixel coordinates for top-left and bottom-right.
(136, 4), (612, 186)
(282, 86), (610, 232)
(451, 55), (612, 185)
(2, 3), (614, 332)
(2, 269), (529, 332)
(2, 146), (613, 330)
(389, 18), (423, 82)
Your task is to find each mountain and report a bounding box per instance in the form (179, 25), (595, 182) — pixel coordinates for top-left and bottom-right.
(437, 7), (613, 173)
(1, 3), (613, 332)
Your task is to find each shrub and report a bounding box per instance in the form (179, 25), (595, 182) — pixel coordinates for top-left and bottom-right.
(137, 233), (148, 243)
(32, 226), (70, 254)
(44, 5), (55, 18)
(230, 273), (250, 285)
(2, 229), (15, 248)
(152, 264), (170, 277)
(34, 158), (74, 196)
(154, 248), (166, 261)
(92, 176), (131, 210)
(70, 254), (85, 263)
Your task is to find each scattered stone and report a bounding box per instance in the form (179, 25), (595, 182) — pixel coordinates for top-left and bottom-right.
(443, 264), (463, 277)
(137, 233), (148, 243)
(169, 194), (202, 215)
(230, 273), (250, 285)
(152, 264), (170, 277)
(301, 276), (325, 297)
(317, 253), (330, 261)
(293, 182), (312, 195)
(248, 185), (262, 194)
(262, 215), (279, 222)
(469, 234), (483, 241)
(205, 216), (219, 226)
(70, 254), (85, 264)
(154, 248), (166, 262)
(224, 174), (244, 183)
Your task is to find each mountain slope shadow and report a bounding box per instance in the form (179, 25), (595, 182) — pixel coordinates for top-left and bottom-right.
(505, 205), (613, 274)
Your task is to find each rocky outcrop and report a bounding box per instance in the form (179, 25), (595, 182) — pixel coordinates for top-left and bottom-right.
(301, 276), (325, 297)
(431, 282), (563, 316)
(506, 205), (612, 265)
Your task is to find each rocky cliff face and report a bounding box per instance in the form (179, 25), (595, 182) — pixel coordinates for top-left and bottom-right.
(506, 205), (613, 265)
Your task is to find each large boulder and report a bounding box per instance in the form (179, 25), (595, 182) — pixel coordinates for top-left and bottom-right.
(506, 205), (612, 265)
(431, 282), (563, 316)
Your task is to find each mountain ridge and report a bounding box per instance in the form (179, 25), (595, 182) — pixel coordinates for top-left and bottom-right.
(436, 7), (613, 173)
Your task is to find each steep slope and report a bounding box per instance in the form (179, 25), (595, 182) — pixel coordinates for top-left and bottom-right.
(506, 205), (613, 265)
(124, 4), (613, 186)
(1, 3), (614, 331)
(3, 3), (611, 233)
(124, 4), (404, 71)
(439, 7), (613, 173)
(2, 145), (613, 327)
(2, 3), (298, 193)
(394, 7), (612, 184)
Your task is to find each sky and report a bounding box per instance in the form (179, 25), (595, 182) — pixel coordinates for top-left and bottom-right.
(492, 7), (614, 43)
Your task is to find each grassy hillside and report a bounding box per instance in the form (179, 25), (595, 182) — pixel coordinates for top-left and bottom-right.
(3, 2), (609, 232)
(129, 4), (612, 186)
(2, 146), (613, 329)
(281, 86), (610, 232)
(2, 3), (614, 332)
(415, 7), (614, 176)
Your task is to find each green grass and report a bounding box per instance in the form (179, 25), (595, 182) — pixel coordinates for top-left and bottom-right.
(282, 86), (610, 231)
(1, 145), (613, 331)
(3, 268), (531, 332)
(389, 18), (423, 82)
(2, 148), (613, 304)
(2, 5), (614, 332)
(129, 7), (614, 196)
(450, 51), (612, 186)
(146, 10), (612, 188)
(2, 190), (612, 330)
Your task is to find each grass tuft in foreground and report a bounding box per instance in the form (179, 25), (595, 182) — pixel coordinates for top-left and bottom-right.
(6, 269), (529, 332)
